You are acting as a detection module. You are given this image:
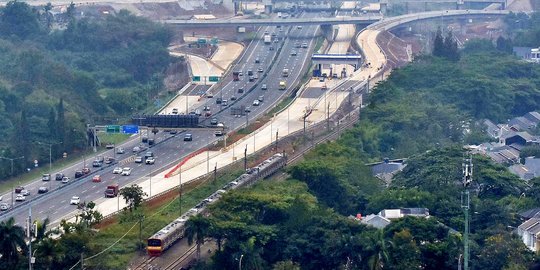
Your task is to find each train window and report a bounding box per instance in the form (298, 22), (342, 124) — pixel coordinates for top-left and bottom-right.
(148, 239), (162, 246)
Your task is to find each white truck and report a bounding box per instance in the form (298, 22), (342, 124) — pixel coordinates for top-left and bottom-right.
(264, 34), (271, 44)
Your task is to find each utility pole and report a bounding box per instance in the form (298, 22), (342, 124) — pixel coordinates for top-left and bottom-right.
(0, 155), (25, 208)
(36, 141), (62, 190)
(244, 145), (248, 171)
(214, 163), (217, 182)
(28, 207), (32, 270)
(461, 155), (473, 270)
(275, 130), (279, 153)
(179, 166), (183, 215)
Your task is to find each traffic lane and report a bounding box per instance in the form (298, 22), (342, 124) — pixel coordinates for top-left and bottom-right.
(8, 129), (217, 225)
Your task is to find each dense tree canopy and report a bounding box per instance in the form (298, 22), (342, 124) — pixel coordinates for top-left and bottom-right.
(0, 2), (176, 180)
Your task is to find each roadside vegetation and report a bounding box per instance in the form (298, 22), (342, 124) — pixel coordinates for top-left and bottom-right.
(182, 14), (540, 270)
(0, 1), (177, 181)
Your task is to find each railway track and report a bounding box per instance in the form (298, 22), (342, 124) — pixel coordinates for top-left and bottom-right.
(162, 244), (198, 270)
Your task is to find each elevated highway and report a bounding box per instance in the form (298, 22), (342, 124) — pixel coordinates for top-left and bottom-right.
(162, 15), (382, 27)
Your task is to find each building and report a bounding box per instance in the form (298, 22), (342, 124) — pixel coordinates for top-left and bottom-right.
(518, 218), (540, 251)
(509, 157), (540, 180)
(378, 208), (430, 219)
(359, 214), (391, 229)
(501, 131), (535, 146)
(369, 158), (406, 184)
(532, 48), (540, 63)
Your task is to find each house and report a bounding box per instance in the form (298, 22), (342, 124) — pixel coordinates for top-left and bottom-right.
(359, 214), (391, 229)
(509, 117), (536, 131)
(484, 144), (521, 164)
(532, 48), (540, 63)
(369, 158), (406, 184)
(520, 208), (540, 220)
(524, 112), (540, 125)
(378, 208), (430, 219)
(513, 47), (534, 60)
(483, 119), (500, 138)
(501, 131), (535, 146)
(518, 218), (540, 251)
(509, 157), (540, 180)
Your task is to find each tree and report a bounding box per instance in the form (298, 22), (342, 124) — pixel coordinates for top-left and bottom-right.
(443, 31), (460, 61)
(77, 201), (103, 227)
(0, 1), (40, 39)
(56, 99), (65, 152)
(432, 29), (445, 58)
(184, 215), (212, 261)
(0, 217), (26, 269)
(119, 184), (147, 212)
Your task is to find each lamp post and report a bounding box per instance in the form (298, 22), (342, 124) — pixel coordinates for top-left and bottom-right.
(35, 141), (62, 190)
(0, 155), (25, 207)
(239, 254), (244, 270)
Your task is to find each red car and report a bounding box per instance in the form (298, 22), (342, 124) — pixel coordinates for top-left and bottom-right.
(92, 175), (102, 183)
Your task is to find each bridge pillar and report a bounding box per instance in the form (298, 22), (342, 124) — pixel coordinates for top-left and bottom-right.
(380, 3), (387, 16)
(265, 4), (272, 14)
(321, 24), (334, 41)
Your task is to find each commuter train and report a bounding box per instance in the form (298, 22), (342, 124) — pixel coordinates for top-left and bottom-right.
(147, 153), (287, 256)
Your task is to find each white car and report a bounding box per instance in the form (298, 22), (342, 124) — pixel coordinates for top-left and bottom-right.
(70, 196), (80, 205)
(116, 147), (125, 154)
(113, 167), (122, 174)
(15, 194), (25, 202)
(121, 167), (132, 176)
(62, 176), (70, 184)
(253, 100), (260, 106)
(133, 146), (140, 152)
(21, 190), (30, 196)
(145, 157), (156, 165)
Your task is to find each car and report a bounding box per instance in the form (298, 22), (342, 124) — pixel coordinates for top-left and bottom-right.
(247, 70), (253, 76)
(274, 39), (279, 43)
(302, 42), (308, 48)
(244, 106), (251, 113)
(269, 46), (274, 51)
(253, 74), (258, 80)
(205, 111), (212, 117)
(135, 156), (143, 163)
(92, 160), (102, 167)
(295, 42), (301, 48)
(145, 151), (154, 159)
(75, 171), (84, 178)
(116, 147), (125, 154)
(217, 122), (225, 127)
(172, 108), (178, 114)
(291, 51), (297, 56)
(238, 88), (244, 94)
(184, 134), (193, 141)
(258, 95), (264, 102)
(322, 84), (328, 90)
(255, 58), (260, 63)
(238, 71), (243, 76)
(38, 187), (49, 194)
(261, 84), (267, 90)
(62, 176), (70, 184)
(70, 196), (80, 205)
(113, 167), (122, 174)
(297, 25), (303, 29)
(106, 143), (114, 149)
(279, 28), (284, 32)
(15, 194), (25, 202)
(92, 175), (102, 183)
(319, 77), (325, 82)
(146, 157), (156, 165)
(249, 76), (255, 82)
(82, 167), (91, 174)
(121, 167), (132, 176)
(258, 67), (263, 73)
(195, 109), (202, 116)
(133, 146), (141, 152)
(253, 100), (260, 106)
(42, 174), (51, 181)
(230, 96), (237, 101)
(0, 203), (9, 211)
(216, 97), (222, 104)
(55, 173), (64, 181)
(15, 186), (24, 193)
(214, 130), (224, 136)
(210, 118), (218, 125)
(21, 190), (30, 196)
(222, 99), (228, 106)
(142, 137), (148, 143)
(203, 106), (211, 111)
(169, 130), (178, 135)
(148, 139), (155, 146)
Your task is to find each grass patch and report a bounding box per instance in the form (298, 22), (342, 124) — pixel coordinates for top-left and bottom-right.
(99, 133), (131, 145)
(84, 167), (244, 269)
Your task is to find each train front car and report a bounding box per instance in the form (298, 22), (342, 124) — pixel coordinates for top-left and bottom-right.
(147, 238), (163, 256)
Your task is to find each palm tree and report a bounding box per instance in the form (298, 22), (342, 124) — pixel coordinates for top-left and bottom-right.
(0, 217), (26, 269)
(184, 215), (212, 261)
(34, 237), (63, 270)
(368, 229), (391, 270)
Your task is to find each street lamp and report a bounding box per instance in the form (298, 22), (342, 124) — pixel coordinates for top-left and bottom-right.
(0, 155), (25, 207)
(239, 254), (244, 270)
(35, 141), (62, 190)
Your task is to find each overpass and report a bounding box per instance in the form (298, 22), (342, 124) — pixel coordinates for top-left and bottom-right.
(162, 15), (382, 27)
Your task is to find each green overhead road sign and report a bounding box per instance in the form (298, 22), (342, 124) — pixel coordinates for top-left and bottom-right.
(209, 76), (220, 82)
(211, 38), (218, 45)
(197, 38), (207, 44)
(106, 125), (121, 133)
(193, 76), (201, 82)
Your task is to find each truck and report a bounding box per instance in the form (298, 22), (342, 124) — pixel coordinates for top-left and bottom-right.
(282, 68), (289, 77)
(279, 81), (286, 90)
(105, 184), (119, 198)
(264, 34), (271, 44)
(232, 71), (240, 81)
(277, 12), (282, 18)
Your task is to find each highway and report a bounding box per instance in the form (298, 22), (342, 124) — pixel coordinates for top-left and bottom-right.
(0, 12), (321, 226)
